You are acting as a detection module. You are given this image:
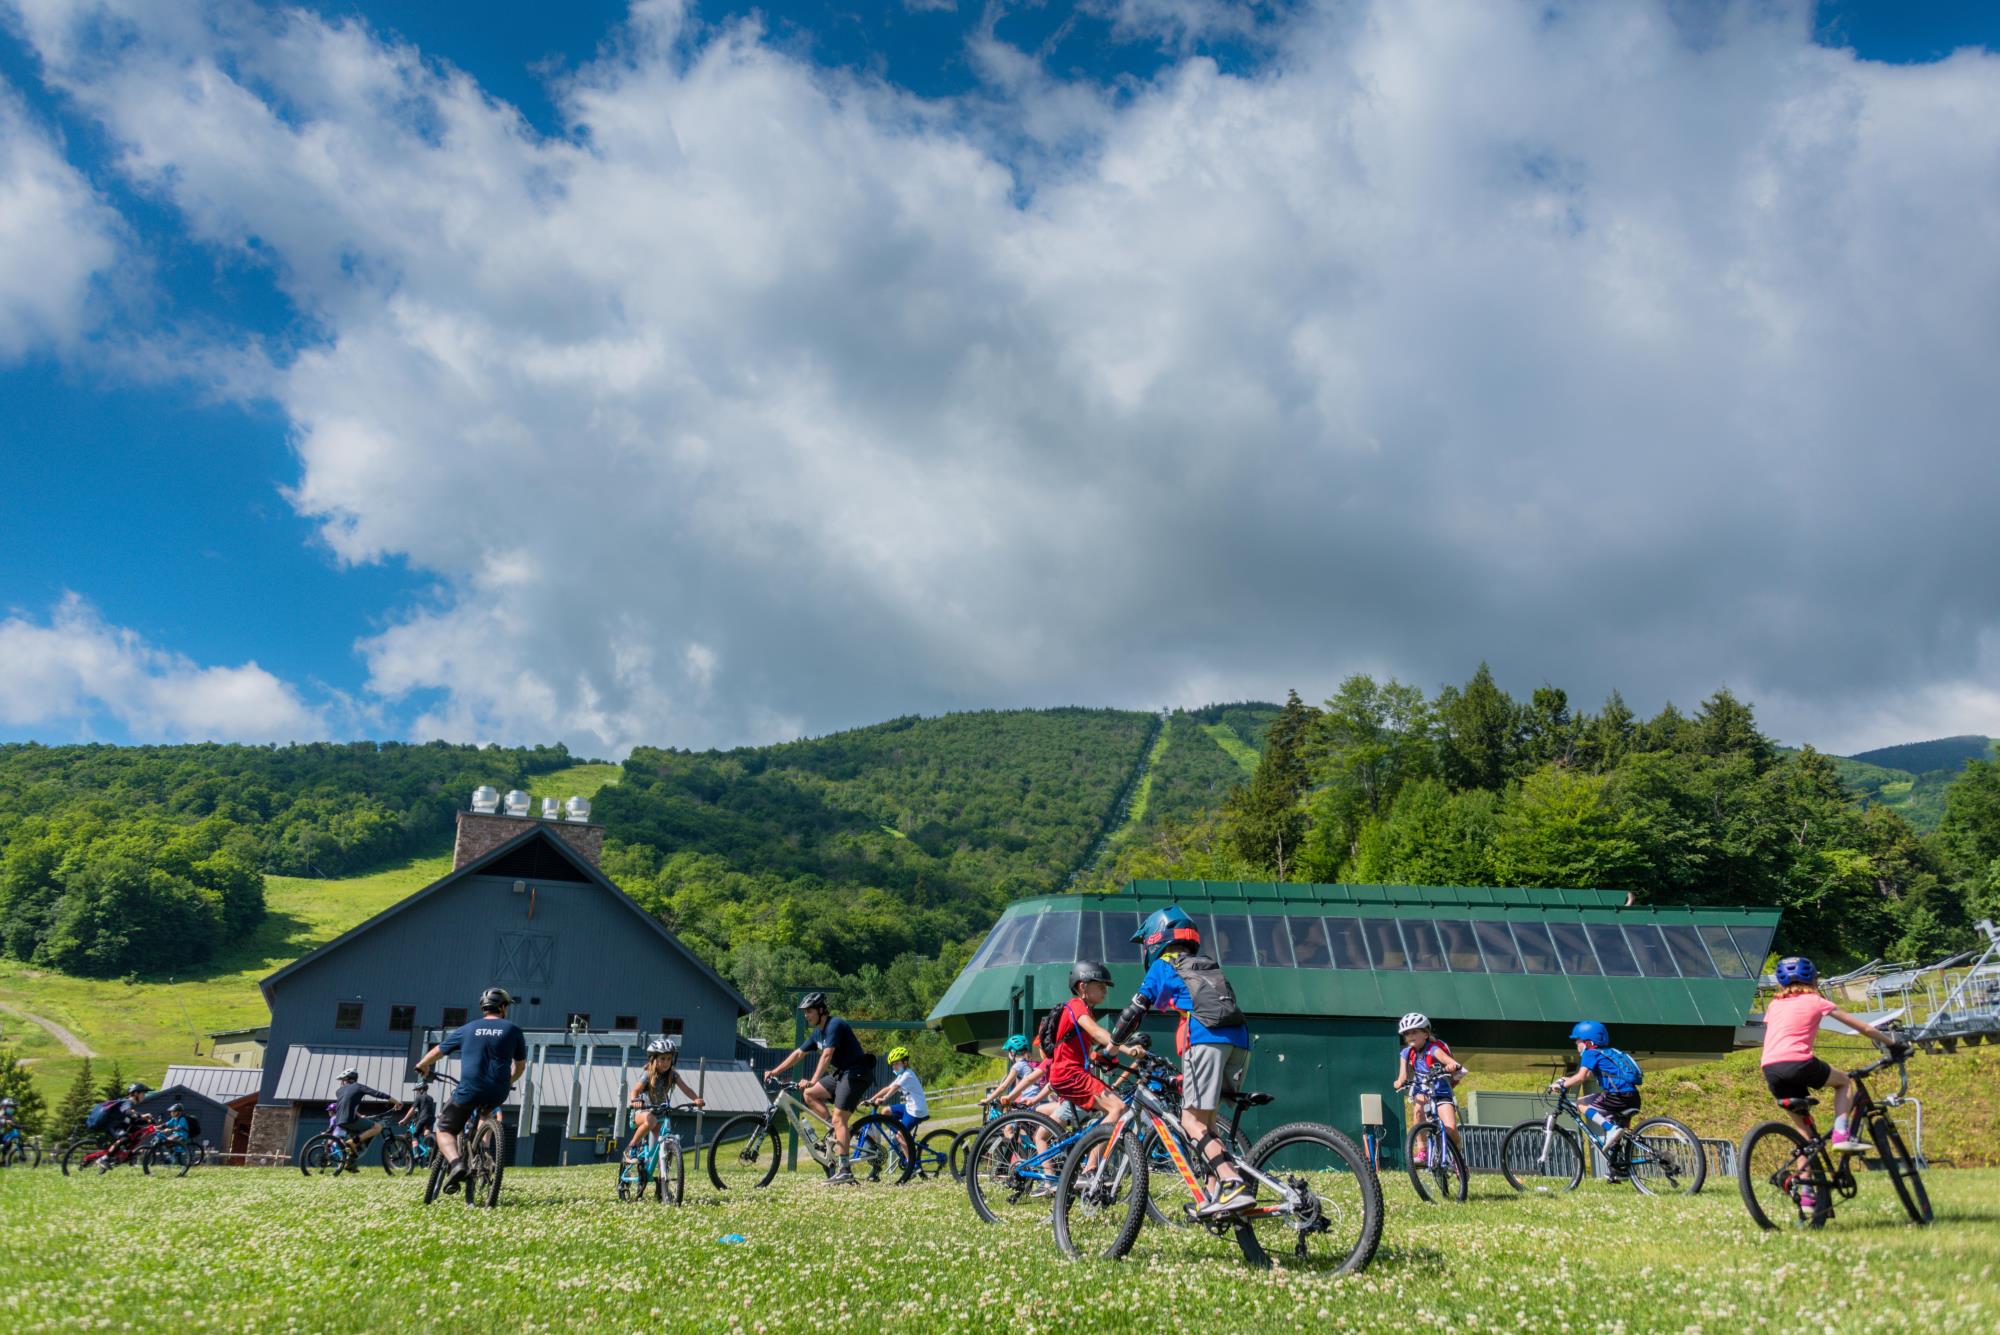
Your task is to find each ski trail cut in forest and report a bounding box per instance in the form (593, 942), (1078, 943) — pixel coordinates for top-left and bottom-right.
(1203, 723), (1260, 774)
(1066, 712), (1168, 885)
(0, 1001), (97, 1057)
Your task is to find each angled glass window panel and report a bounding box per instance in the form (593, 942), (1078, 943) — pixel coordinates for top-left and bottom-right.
(1697, 925), (1753, 978)
(1025, 911), (1081, 964)
(1075, 912), (1105, 966)
(1436, 920), (1485, 972)
(1623, 924), (1679, 977)
(1730, 924), (1776, 975)
(1403, 920), (1448, 971)
(1587, 923), (1640, 976)
(1547, 922), (1601, 975)
(1658, 924), (1717, 977)
(1363, 918), (1409, 970)
(1252, 915), (1295, 967)
(1325, 917), (1370, 970)
(1210, 915), (1256, 967)
(1474, 920), (1523, 973)
(985, 913), (1039, 968)
(1511, 921), (1561, 974)
(969, 921), (1011, 970)
(1291, 917), (1335, 968)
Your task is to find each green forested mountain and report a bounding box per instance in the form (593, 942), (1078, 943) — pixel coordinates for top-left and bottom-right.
(1849, 735), (1996, 775)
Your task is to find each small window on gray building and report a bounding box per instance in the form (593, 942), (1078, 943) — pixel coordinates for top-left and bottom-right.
(1435, 920), (1484, 972)
(614, 1014), (639, 1031)
(1251, 916), (1295, 968)
(1659, 925), (1717, 978)
(659, 1017), (684, 1037)
(1696, 925), (1753, 978)
(1291, 918), (1334, 968)
(1362, 918), (1409, 970)
(1623, 924), (1680, 978)
(388, 1005), (416, 1033)
(1547, 923), (1601, 975)
(441, 1007), (468, 1029)
(1403, 920), (1448, 971)
(1324, 917), (1370, 970)
(1511, 922), (1562, 975)
(1024, 911), (1080, 965)
(1473, 920), (1523, 973)
(334, 1002), (363, 1030)
(1208, 915), (1256, 967)
(1587, 923), (1641, 976)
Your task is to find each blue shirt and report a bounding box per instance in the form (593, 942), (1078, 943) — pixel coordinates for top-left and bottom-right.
(1579, 1046), (1642, 1094)
(1135, 958), (1251, 1048)
(805, 1017), (872, 1075)
(438, 1017), (527, 1104)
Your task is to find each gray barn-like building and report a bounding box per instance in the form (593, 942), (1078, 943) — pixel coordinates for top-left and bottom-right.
(248, 807), (761, 1165)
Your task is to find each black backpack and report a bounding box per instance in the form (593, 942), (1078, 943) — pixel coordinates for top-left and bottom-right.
(1034, 1004), (1065, 1055)
(1170, 954), (1247, 1030)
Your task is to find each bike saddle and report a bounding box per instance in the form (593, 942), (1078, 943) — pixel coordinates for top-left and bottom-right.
(1777, 1096), (1818, 1112)
(1228, 1091), (1274, 1108)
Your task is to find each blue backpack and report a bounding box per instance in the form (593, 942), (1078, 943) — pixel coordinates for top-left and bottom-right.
(1590, 1047), (1643, 1094)
(84, 1099), (122, 1131)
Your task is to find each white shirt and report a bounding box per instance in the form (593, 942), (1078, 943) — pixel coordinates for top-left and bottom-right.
(890, 1067), (928, 1118)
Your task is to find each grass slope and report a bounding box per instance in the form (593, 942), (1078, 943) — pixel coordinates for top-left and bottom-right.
(2, 1165), (1993, 1332)
(1202, 722), (1263, 774)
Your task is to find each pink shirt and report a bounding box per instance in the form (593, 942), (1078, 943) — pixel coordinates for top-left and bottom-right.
(1761, 992), (1836, 1066)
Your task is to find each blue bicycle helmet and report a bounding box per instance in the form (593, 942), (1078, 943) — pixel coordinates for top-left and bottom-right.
(1774, 956), (1818, 986)
(1569, 1021), (1609, 1047)
(1132, 906), (1201, 966)
(1002, 1034), (1029, 1054)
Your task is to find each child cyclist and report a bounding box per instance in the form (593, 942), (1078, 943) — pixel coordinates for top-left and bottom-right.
(1762, 955), (1907, 1153)
(1039, 961), (1147, 1160)
(624, 1036), (705, 1162)
(864, 1046), (929, 1148)
(1547, 1021), (1642, 1181)
(981, 1035), (1042, 1112)
(1392, 1013), (1467, 1166)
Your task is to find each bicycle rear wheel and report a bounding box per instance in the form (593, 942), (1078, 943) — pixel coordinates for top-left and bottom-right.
(1628, 1117), (1705, 1197)
(918, 1129), (957, 1180)
(1738, 1121), (1828, 1230)
(382, 1136), (415, 1175)
(464, 1120), (503, 1208)
(706, 1114), (782, 1191)
(1868, 1115), (1931, 1225)
(60, 1138), (102, 1177)
(1246, 1122), (1383, 1274)
(966, 1110), (1061, 1226)
(847, 1114), (916, 1185)
(659, 1141), (685, 1205)
(1499, 1121), (1583, 1193)
(1052, 1123), (1148, 1260)
(298, 1135), (335, 1177)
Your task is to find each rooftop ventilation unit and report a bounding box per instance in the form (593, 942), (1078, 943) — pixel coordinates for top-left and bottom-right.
(502, 789), (531, 818)
(541, 797), (560, 820)
(564, 796), (591, 824)
(471, 786), (500, 815)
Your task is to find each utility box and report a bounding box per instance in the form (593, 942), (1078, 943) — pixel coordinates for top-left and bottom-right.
(1358, 1092), (1384, 1125)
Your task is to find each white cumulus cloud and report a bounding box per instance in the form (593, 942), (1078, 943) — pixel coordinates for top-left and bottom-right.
(0, 77), (119, 357)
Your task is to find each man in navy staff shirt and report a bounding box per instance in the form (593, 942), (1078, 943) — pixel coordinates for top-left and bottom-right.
(764, 992), (874, 1184)
(416, 986), (528, 1190)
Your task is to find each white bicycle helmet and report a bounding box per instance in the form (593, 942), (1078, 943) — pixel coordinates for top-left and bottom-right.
(646, 1036), (680, 1056)
(1397, 1012), (1431, 1035)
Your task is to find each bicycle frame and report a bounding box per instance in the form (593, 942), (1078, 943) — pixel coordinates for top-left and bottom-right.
(1784, 1052), (1908, 1182)
(1100, 1063), (1307, 1223)
(1526, 1090), (1663, 1175)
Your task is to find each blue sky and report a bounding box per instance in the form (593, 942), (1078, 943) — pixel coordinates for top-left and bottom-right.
(3, 1), (1998, 755)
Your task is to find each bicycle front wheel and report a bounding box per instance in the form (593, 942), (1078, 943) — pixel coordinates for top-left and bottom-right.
(1406, 1124), (1467, 1204)
(847, 1114), (916, 1185)
(382, 1136), (415, 1175)
(422, 1151), (449, 1205)
(1051, 1122), (1147, 1260)
(706, 1114), (782, 1190)
(299, 1135), (335, 1177)
(1869, 1115), (1931, 1225)
(1738, 1121), (1828, 1230)
(1629, 1117), (1705, 1197)
(1246, 1121), (1384, 1275)
(917, 1129), (957, 1180)
(658, 1141), (685, 1205)
(143, 1143), (193, 1178)
(1500, 1121), (1583, 1193)
(966, 1110), (1062, 1226)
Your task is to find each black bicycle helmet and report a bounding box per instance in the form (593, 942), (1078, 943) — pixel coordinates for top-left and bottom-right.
(797, 991), (829, 1012)
(169, 1103), (185, 1114)
(479, 986), (513, 1011)
(1069, 960), (1113, 991)
(126, 1082), (150, 1097)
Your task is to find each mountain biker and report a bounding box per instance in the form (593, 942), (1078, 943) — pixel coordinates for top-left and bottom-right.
(625, 1036), (705, 1161)
(161, 1102), (191, 1144)
(1548, 1021), (1643, 1181)
(1035, 960), (1146, 1189)
(415, 986), (528, 1192)
(398, 1076), (438, 1152)
(1761, 955), (1907, 1155)
(1393, 1013), (1467, 1167)
(102, 1082), (153, 1146)
(764, 993), (874, 1185)
(863, 1046), (929, 1145)
(980, 1035), (1043, 1112)
(329, 1068), (400, 1172)
(1112, 907), (1255, 1216)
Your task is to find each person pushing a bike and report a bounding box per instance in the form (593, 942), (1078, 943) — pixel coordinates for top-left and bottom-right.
(416, 986), (528, 1192)
(626, 1035), (704, 1162)
(764, 992), (873, 1185)
(1111, 906), (1255, 1218)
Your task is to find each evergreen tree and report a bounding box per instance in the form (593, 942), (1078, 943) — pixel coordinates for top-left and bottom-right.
(1638, 701), (1685, 753)
(1519, 685), (1576, 771)
(0, 1045), (47, 1135)
(1225, 691), (1318, 876)
(1437, 664), (1518, 791)
(98, 1059), (125, 1102)
(53, 1058), (95, 1140)
(1581, 690), (1636, 772)
(1692, 689), (1776, 772)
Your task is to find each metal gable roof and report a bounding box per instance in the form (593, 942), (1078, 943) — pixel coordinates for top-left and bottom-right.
(270, 1043), (769, 1115)
(258, 823), (751, 1015)
(162, 1065), (264, 1101)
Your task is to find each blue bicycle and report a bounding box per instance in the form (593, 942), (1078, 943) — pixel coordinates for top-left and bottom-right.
(617, 1100), (692, 1204)
(1402, 1074), (1468, 1204)
(0, 1123), (41, 1169)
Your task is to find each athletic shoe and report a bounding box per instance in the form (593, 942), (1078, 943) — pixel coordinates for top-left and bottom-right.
(825, 1168), (857, 1186)
(1411, 1145), (1427, 1166)
(442, 1156), (469, 1194)
(1195, 1181), (1256, 1216)
(1798, 1190), (1818, 1218)
(1830, 1132), (1867, 1153)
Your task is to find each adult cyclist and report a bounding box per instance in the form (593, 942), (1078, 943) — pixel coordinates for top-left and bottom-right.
(415, 986), (528, 1192)
(764, 992), (873, 1185)
(329, 1067), (400, 1171)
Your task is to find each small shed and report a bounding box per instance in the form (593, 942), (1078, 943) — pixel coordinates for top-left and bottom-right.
(146, 1066), (264, 1160)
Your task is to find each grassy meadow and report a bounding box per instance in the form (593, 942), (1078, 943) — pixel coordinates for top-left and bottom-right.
(2, 1157), (1995, 1333)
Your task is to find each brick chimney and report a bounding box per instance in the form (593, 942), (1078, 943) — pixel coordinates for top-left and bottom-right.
(453, 808), (606, 870)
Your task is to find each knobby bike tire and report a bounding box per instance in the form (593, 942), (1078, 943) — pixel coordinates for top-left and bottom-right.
(382, 1136), (415, 1175)
(1737, 1121), (1828, 1230)
(965, 1109), (1063, 1225)
(143, 1143), (193, 1178)
(918, 1129), (958, 1180)
(1629, 1117), (1705, 1197)
(61, 1138), (100, 1177)
(1051, 1123), (1148, 1261)
(465, 1121), (503, 1208)
(423, 1151), (449, 1205)
(847, 1114), (917, 1185)
(1500, 1121), (1584, 1193)
(659, 1141), (685, 1205)
(298, 1135), (333, 1177)
(1869, 1115), (1931, 1225)
(707, 1113), (782, 1191)
(1245, 1121), (1384, 1275)
(1406, 1123), (1466, 1204)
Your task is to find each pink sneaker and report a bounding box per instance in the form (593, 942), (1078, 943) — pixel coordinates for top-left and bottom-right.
(1412, 1145), (1427, 1166)
(1829, 1131), (1867, 1154)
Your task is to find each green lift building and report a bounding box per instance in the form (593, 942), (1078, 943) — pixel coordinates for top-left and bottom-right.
(927, 880), (1777, 1152)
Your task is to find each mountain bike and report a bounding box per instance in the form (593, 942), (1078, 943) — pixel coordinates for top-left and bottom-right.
(1500, 1085), (1705, 1197)
(1053, 1054), (1383, 1273)
(62, 1119), (160, 1177)
(706, 1081), (915, 1188)
(1737, 1042), (1929, 1230)
(0, 1125), (40, 1169)
(142, 1127), (198, 1178)
(617, 1101), (693, 1204)
(950, 1100), (1008, 1181)
(848, 1101), (953, 1182)
(380, 1123), (437, 1175)
(421, 1072), (508, 1209)
(1402, 1074), (1469, 1204)
(299, 1114), (394, 1176)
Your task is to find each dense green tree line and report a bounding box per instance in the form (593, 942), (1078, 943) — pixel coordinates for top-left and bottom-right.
(1105, 669), (1997, 965)
(0, 741), (573, 976)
